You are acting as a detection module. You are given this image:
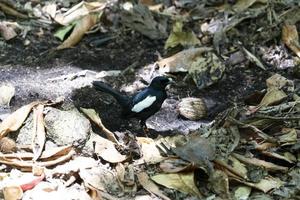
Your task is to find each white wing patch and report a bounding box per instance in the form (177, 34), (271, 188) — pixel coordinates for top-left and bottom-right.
(131, 96), (156, 113)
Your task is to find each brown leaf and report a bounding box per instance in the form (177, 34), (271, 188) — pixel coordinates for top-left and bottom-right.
(56, 14), (99, 50)
(157, 47), (212, 74)
(232, 153), (288, 172)
(282, 24), (300, 58)
(151, 172), (202, 198)
(136, 137), (164, 164)
(93, 134), (126, 163)
(232, 176), (283, 193)
(137, 172), (171, 200)
(0, 147), (75, 169)
(0, 102), (40, 139)
(159, 157), (192, 173)
(80, 108), (119, 144)
(32, 104), (46, 161)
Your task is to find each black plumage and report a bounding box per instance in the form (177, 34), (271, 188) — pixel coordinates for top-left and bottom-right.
(92, 76), (172, 132)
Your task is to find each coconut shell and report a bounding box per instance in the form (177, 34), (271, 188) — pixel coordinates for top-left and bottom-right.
(178, 97), (207, 120)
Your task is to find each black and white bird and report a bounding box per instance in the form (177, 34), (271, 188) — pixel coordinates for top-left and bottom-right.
(92, 76), (173, 132)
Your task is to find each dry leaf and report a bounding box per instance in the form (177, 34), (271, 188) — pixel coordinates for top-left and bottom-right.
(93, 134), (126, 163)
(136, 137), (164, 164)
(210, 170), (230, 198)
(0, 148), (75, 169)
(0, 102), (40, 139)
(242, 47), (266, 70)
(233, 0), (267, 13)
(232, 176), (283, 193)
(0, 3), (27, 19)
(54, 1), (105, 26)
(42, 3), (57, 18)
(0, 145), (72, 161)
(157, 47), (212, 73)
(32, 104), (46, 161)
(137, 172), (171, 200)
(56, 13), (99, 50)
(151, 172), (202, 198)
(0, 83), (15, 106)
(159, 158), (192, 173)
(232, 153), (288, 172)
(80, 108), (119, 144)
(3, 185), (23, 200)
(282, 24), (300, 58)
(165, 21), (200, 49)
(259, 89), (287, 107)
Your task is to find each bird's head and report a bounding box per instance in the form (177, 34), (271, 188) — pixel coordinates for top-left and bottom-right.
(149, 76), (174, 90)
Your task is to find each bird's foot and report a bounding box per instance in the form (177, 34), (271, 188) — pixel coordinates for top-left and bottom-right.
(143, 126), (150, 137)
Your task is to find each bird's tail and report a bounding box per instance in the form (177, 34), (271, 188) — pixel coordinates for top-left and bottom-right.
(92, 81), (129, 107)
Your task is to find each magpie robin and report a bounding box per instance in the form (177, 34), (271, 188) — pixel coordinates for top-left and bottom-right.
(92, 76), (173, 133)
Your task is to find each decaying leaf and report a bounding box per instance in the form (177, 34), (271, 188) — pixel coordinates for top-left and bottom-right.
(165, 21), (200, 49)
(209, 170), (230, 198)
(121, 4), (167, 40)
(215, 156), (248, 180)
(159, 158), (192, 173)
(282, 24), (300, 58)
(115, 163), (136, 192)
(242, 47), (266, 70)
(0, 101), (40, 139)
(259, 89), (287, 107)
(278, 128), (297, 145)
(137, 172), (171, 200)
(232, 176), (283, 193)
(233, 0), (267, 13)
(266, 74), (294, 92)
(232, 153), (288, 172)
(157, 47), (212, 73)
(151, 172), (202, 198)
(234, 186), (252, 200)
(32, 104), (46, 161)
(0, 83), (15, 106)
(188, 51), (225, 89)
(136, 137), (164, 164)
(173, 133), (215, 174)
(93, 134), (126, 163)
(80, 108), (119, 144)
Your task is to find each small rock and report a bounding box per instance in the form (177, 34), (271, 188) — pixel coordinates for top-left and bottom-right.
(44, 108), (91, 148)
(0, 83), (15, 106)
(0, 137), (17, 153)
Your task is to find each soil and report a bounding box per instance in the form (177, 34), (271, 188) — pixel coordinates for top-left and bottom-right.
(0, 22), (279, 135)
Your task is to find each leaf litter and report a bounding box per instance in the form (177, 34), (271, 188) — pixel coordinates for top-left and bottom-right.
(1, 0), (300, 199)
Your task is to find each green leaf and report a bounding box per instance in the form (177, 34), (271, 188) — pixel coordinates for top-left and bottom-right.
(54, 22), (77, 41)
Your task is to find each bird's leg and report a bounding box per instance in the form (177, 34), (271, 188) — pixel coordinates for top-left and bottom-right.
(140, 120), (149, 136)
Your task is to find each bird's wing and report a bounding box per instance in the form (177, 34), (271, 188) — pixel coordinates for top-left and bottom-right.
(131, 88), (156, 113)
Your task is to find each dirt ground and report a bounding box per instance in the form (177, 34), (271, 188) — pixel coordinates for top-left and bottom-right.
(0, 27), (277, 133)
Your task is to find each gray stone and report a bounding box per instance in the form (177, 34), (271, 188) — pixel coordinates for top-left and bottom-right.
(44, 107), (91, 148)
